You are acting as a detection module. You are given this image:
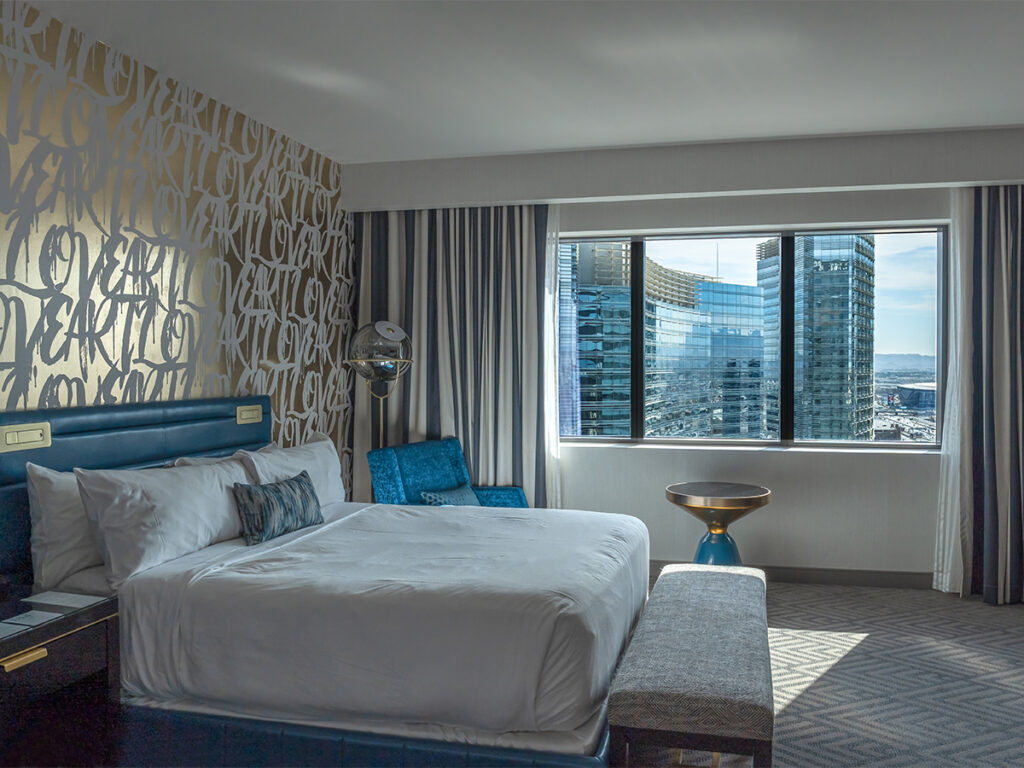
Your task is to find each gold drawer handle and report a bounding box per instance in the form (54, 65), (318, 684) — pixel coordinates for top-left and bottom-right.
(1, 647), (48, 672)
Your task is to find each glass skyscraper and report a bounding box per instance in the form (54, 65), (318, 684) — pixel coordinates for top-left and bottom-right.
(699, 282), (769, 438)
(755, 241), (781, 431)
(644, 280), (769, 438)
(557, 243), (581, 436)
(756, 234), (875, 440)
(558, 242), (632, 436)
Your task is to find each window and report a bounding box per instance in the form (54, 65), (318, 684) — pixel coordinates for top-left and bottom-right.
(558, 229), (943, 444)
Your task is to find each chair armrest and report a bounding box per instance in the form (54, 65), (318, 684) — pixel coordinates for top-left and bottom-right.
(366, 448), (409, 504)
(473, 486), (528, 508)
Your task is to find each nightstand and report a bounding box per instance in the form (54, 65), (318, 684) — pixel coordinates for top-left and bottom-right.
(0, 588), (118, 766)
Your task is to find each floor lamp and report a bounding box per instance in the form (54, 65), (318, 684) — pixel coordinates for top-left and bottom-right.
(345, 321), (413, 450)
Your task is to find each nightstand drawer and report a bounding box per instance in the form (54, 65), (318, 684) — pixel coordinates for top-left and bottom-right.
(0, 621), (107, 706)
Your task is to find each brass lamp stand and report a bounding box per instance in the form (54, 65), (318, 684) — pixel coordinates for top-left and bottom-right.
(350, 365), (412, 450)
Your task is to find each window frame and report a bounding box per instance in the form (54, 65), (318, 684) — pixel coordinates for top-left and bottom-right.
(558, 225), (948, 450)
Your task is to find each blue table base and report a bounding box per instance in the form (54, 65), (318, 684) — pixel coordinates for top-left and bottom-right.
(693, 531), (743, 566)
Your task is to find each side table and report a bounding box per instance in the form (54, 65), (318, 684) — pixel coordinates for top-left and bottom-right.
(0, 588), (119, 765)
(666, 482), (771, 566)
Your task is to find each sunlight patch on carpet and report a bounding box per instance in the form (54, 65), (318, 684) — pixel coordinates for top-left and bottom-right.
(768, 627), (867, 712)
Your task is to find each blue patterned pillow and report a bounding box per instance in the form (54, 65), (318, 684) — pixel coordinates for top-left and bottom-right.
(232, 470), (323, 545)
(420, 483), (481, 507)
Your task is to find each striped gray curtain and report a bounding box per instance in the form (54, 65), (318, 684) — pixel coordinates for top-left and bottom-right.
(963, 185), (1024, 605)
(349, 206), (560, 508)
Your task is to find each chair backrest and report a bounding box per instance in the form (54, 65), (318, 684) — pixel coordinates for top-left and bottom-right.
(367, 437), (472, 504)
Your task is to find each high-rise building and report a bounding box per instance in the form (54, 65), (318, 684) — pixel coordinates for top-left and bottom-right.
(756, 234), (875, 440)
(699, 282), (769, 438)
(755, 240), (781, 431)
(644, 279), (768, 438)
(558, 242), (632, 436)
(557, 243), (581, 436)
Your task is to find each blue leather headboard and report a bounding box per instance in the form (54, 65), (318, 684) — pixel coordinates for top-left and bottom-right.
(0, 396), (272, 589)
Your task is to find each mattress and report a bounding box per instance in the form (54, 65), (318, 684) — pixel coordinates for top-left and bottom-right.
(118, 501), (649, 754)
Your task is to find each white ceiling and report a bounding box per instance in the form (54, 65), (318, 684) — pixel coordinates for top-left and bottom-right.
(34, 1), (1024, 165)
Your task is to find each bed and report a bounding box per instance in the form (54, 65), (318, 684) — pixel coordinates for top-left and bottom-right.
(0, 397), (649, 767)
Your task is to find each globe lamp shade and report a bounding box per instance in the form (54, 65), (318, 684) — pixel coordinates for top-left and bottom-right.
(346, 321), (413, 382)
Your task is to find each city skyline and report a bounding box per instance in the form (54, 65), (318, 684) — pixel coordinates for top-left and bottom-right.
(645, 231), (938, 356)
(559, 232), (938, 442)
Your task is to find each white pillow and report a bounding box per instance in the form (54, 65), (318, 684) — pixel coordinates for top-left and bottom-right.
(238, 435), (345, 505)
(75, 460), (250, 589)
(25, 463), (104, 590)
(56, 565), (114, 597)
(173, 443), (278, 482)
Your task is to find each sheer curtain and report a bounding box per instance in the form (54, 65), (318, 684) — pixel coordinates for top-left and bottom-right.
(349, 205), (561, 508)
(933, 189), (971, 593)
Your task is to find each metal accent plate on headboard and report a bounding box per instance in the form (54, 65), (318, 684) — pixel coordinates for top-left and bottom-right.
(0, 422), (51, 454)
(0, 397), (273, 590)
(235, 405), (263, 425)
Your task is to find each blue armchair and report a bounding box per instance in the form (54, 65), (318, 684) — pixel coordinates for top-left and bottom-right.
(367, 437), (528, 507)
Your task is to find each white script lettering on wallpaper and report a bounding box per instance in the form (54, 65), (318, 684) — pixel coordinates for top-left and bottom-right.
(0, 2), (356, 488)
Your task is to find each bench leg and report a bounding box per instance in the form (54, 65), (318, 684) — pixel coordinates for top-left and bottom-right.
(753, 739), (773, 768)
(608, 726), (628, 768)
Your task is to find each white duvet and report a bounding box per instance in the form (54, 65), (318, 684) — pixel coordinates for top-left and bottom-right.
(120, 502), (649, 750)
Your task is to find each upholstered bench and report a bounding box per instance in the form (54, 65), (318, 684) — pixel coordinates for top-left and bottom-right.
(607, 564), (774, 767)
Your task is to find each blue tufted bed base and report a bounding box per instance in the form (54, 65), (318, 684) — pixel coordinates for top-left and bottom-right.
(0, 398), (610, 767)
(122, 707), (610, 767)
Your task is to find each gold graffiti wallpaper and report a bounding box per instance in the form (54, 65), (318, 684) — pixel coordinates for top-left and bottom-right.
(0, 3), (356, 489)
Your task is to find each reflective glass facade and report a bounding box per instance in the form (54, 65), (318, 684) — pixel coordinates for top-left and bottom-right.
(756, 240), (781, 431)
(756, 234), (876, 440)
(558, 242), (631, 436)
(557, 243), (581, 436)
(796, 234), (875, 440)
(645, 281), (773, 438)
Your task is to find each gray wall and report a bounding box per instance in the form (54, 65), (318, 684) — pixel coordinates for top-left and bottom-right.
(561, 443), (940, 573)
(342, 127), (1024, 211)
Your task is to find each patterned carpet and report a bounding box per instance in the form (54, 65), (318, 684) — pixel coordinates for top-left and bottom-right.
(630, 582), (1024, 768)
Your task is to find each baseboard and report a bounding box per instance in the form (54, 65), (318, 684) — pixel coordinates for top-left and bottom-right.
(650, 560), (933, 590)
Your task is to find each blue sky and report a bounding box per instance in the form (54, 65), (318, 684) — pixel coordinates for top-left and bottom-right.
(872, 232), (937, 356)
(645, 231), (938, 356)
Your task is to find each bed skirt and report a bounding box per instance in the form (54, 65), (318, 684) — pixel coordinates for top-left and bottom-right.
(117, 706), (610, 767)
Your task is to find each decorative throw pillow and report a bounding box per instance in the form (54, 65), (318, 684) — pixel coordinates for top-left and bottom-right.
(420, 483), (481, 507)
(232, 470), (324, 546)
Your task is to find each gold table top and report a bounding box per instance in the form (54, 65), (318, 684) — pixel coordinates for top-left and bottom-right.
(665, 481), (771, 530)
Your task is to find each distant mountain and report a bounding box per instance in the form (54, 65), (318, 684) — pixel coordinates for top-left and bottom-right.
(875, 353), (935, 372)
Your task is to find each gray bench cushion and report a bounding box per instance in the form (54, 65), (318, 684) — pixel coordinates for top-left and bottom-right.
(608, 564), (774, 741)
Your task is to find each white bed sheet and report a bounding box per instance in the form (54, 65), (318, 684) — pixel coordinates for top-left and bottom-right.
(119, 500), (648, 755)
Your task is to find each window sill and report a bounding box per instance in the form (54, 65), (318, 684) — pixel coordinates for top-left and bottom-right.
(558, 438), (940, 455)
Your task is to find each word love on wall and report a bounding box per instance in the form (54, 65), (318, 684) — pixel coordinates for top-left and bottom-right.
(0, 3), (356, 485)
